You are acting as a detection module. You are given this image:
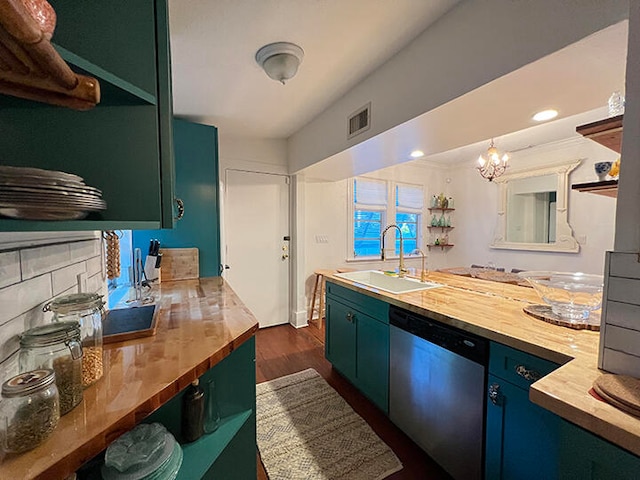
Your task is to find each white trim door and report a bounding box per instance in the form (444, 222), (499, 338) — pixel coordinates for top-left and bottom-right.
(224, 169), (290, 328)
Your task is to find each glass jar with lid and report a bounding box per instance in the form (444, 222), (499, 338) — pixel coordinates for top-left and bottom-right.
(1, 369), (60, 453)
(44, 293), (105, 387)
(19, 322), (83, 415)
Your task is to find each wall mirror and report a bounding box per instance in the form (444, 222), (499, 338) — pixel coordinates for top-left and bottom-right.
(491, 160), (581, 252)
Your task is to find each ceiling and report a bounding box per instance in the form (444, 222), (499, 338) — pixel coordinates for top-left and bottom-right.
(168, 0), (461, 139)
(302, 20), (629, 180)
(168, 2), (628, 181)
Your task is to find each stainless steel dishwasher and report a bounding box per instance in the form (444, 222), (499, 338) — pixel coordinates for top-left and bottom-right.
(389, 305), (487, 480)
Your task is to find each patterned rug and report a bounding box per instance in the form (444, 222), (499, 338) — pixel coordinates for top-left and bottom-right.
(256, 368), (403, 480)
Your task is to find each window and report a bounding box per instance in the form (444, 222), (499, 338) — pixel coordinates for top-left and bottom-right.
(350, 178), (424, 259)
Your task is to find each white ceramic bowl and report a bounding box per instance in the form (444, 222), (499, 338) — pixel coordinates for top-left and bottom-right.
(518, 271), (603, 321)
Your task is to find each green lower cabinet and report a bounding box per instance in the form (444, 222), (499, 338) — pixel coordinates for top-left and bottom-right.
(486, 342), (562, 480)
(485, 373), (561, 480)
(325, 283), (389, 413)
(325, 297), (357, 382)
(559, 420), (640, 480)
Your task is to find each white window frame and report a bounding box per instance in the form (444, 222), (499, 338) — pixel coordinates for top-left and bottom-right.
(348, 177), (425, 261)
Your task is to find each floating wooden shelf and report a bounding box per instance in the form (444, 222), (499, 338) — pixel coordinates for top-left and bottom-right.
(576, 114), (623, 154)
(0, 0), (100, 110)
(428, 226), (454, 231)
(428, 207), (455, 212)
(427, 243), (454, 250)
(572, 179), (618, 198)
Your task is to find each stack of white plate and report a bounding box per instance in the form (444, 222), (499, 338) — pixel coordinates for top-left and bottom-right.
(0, 165), (107, 220)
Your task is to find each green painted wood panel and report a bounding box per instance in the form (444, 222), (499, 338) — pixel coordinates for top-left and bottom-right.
(356, 313), (389, 413)
(489, 342), (560, 391)
(325, 296), (357, 382)
(485, 373), (561, 480)
(559, 420), (640, 479)
(146, 337), (256, 479)
(325, 281), (389, 323)
(50, 0), (157, 96)
(133, 119), (220, 276)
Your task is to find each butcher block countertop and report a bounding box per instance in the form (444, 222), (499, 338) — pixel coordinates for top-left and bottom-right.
(328, 271), (640, 457)
(0, 277), (259, 480)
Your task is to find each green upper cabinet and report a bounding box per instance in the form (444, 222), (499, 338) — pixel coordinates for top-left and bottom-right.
(0, 0), (175, 232)
(133, 119), (220, 277)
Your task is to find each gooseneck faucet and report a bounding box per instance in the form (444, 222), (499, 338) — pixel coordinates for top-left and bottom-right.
(381, 224), (408, 278)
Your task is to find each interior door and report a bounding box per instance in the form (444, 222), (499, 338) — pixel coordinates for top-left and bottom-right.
(224, 170), (290, 328)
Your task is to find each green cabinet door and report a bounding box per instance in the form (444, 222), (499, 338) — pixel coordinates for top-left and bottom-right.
(559, 420), (640, 479)
(485, 373), (561, 480)
(133, 119), (220, 276)
(325, 297), (357, 383)
(356, 311), (389, 412)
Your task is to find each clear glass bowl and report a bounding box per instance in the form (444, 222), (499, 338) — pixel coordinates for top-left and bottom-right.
(518, 271), (603, 321)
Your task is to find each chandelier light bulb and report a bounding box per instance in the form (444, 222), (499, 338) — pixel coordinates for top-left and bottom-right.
(478, 155), (486, 167)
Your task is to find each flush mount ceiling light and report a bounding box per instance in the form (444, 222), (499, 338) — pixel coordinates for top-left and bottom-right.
(477, 138), (509, 182)
(532, 109), (559, 122)
(255, 42), (304, 85)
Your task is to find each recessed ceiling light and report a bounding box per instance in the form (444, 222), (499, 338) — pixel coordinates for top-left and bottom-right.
(410, 150), (424, 158)
(532, 109), (558, 122)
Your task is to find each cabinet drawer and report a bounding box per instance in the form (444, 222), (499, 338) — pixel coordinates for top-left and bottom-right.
(326, 281), (389, 324)
(489, 342), (560, 389)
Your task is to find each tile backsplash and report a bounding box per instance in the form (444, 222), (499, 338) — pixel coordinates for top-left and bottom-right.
(0, 235), (107, 382)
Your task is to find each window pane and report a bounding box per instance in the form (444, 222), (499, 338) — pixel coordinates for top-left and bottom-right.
(396, 211), (419, 255)
(354, 209), (382, 256)
(396, 212), (417, 223)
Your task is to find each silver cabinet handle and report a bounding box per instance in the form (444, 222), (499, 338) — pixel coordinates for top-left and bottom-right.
(175, 198), (185, 220)
(346, 312), (356, 323)
(515, 365), (542, 382)
(488, 383), (502, 406)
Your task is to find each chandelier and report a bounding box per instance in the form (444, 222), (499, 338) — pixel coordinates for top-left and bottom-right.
(477, 138), (509, 181)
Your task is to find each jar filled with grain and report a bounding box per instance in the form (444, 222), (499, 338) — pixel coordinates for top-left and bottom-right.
(1, 369), (60, 453)
(19, 322), (83, 415)
(45, 293), (105, 387)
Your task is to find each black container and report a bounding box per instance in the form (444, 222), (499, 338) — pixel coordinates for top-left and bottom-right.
(181, 380), (205, 442)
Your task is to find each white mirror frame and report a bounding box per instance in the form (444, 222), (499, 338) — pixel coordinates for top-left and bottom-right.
(491, 159), (581, 253)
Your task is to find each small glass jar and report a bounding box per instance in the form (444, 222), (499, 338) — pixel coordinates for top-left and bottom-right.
(19, 322), (83, 415)
(45, 293), (105, 387)
(1, 369), (60, 453)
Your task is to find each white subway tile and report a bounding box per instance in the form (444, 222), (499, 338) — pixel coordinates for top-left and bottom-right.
(87, 272), (106, 295)
(0, 251), (21, 288)
(0, 313), (28, 364)
(86, 255), (103, 277)
(70, 239), (101, 262)
(0, 274), (52, 326)
(52, 262), (87, 296)
(20, 244), (70, 280)
(0, 352), (19, 384)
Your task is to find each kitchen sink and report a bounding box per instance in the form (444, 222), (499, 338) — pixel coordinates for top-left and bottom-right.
(334, 270), (442, 294)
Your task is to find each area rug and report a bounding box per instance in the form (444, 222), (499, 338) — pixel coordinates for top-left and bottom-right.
(256, 368), (403, 480)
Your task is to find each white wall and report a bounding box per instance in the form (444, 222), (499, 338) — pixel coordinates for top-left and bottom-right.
(447, 138), (618, 274)
(288, 0), (628, 173)
(302, 137), (618, 314)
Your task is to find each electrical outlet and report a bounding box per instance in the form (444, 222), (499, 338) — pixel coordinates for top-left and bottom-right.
(577, 234), (587, 245)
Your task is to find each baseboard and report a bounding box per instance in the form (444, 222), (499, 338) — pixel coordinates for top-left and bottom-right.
(290, 309), (308, 328)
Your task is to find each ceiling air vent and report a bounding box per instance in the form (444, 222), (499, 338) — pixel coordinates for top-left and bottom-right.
(348, 103), (371, 139)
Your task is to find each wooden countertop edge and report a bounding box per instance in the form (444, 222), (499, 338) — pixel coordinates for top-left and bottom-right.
(32, 321), (259, 480)
(326, 274), (640, 457)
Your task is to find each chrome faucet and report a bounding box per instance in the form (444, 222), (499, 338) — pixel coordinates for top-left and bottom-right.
(381, 224), (408, 278)
(412, 249), (428, 282)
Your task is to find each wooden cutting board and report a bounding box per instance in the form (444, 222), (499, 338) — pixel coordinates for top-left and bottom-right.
(158, 248), (199, 281)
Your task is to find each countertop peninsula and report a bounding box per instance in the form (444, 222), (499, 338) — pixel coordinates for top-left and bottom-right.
(0, 277), (259, 480)
(328, 271), (640, 457)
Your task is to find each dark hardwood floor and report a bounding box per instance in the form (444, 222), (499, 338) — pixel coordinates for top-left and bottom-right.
(255, 319), (452, 480)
